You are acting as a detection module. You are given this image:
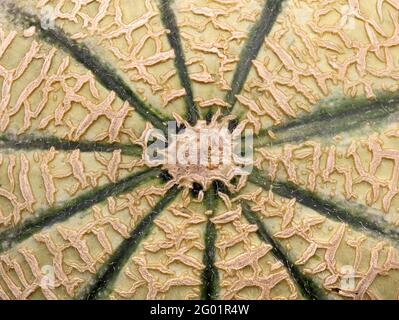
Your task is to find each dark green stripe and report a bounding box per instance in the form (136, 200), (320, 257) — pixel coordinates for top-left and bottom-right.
(80, 185), (180, 300)
(5, 4), (169, 133)
(200, 185), (220, 300)
(249, 169), (399, 243)
(253, 93), (399, 147)
(224, 0), (284, 110)
(0, 168), (162, 253)
(158, 0), (199, 125)
(241, 202), (327, 300)
(0, 134), (141, 156)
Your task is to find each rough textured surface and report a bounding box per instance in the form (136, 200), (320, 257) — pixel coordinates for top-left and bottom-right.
(0, 0), (399, 300)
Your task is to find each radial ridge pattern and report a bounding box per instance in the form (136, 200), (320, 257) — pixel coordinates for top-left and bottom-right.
(0, 0), (399, 300)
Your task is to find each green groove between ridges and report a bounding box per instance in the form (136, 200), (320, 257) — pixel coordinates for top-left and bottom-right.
(241, 202), (327, 300)
(158, 0), (199, 126)
(80, 185), (180, 300)
(200, 184), (220, 300)
(0, 134), (141, 156)
(224, 0), (284, 111)
(4, 4), (170, 134)
(249, 169), (399, 244)
(253, 93), (399, 147)
(0, 168), (162, 253)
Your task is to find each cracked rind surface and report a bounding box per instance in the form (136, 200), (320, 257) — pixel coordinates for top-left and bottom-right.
(238, 184), (399, 299)
(0, 23), (150, 144)
(21, 0), (187, 116)
(0, 148), (144, 231)
(108, 194), (206, 300)
(0, 0), (399, 300)
(212, 199), (301, 300)
(0, 179), (166, 299)
(254, 125), (399, 225)
(173, 0), (264, 112)
(233, 0), (399, 133)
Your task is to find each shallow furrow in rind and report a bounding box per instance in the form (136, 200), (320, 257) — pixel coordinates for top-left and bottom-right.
(225, 0), (285, 109)
(105, 191), (206, 299)
(253, 93), (399, 147)
(248, 170), (399, 244)
(212, 189), (303, 299)
(241, 202), (327, 300)
(158, 0), (199, 125)
(0, 149), (147, 234)
(4, 4), (170, 133)
(232, 0), (399, 137)
(200, 185), (219, 300)
(0, 134), (141, 156)
(0, 168), (162, 253)
(80, 185), (180, 300)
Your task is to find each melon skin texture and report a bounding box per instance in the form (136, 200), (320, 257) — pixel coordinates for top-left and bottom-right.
(0, 0), (399, 300)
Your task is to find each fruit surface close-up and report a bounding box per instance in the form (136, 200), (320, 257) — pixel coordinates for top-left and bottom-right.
(1, 0), (399, 300)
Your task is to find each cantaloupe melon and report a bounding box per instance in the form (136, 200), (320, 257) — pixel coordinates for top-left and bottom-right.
(0, 0), (399, 300)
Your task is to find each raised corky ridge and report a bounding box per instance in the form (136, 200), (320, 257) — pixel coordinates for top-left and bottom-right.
(0, 0), (399, 300)
(4, 3), (171, 133)
(80, 185), (180, 299)
(0, 168), (162, 253)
